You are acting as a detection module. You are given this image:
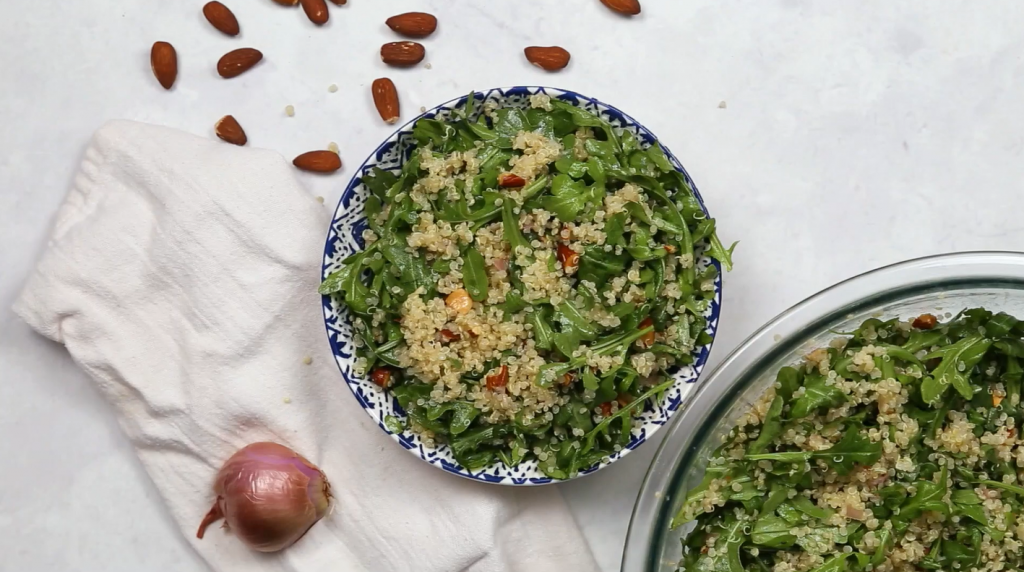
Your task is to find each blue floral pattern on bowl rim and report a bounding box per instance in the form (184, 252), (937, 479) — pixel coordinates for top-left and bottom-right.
(321, 86), (722, 485)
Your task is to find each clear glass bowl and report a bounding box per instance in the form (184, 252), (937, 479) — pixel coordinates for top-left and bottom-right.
(622, 251), (1024, 572)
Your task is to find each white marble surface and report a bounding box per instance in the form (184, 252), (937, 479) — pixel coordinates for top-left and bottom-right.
(4, 1), (1024, 571)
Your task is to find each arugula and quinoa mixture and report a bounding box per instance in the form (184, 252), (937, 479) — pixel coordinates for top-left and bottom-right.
(674, 308), (1024, 572)
(320, 92), (734, 478)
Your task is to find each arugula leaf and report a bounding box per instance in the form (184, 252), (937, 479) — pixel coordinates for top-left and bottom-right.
(380, 234), (439, 298)
(747, 397), (783, 455)
(986, 312), (1020, 337)
(790, 495), (833, 520)
(921, 335), (992, 403)
(871, 527), (894, 567)
(550, 100), (620, 150)
(528, 308), (555, 350)
(822, 430), (884, 475)
(897, 464), (949, 521)
(361, 167), (399, 200)
(501, 199), (531, 255)
(775, 366), (802, 400)
(979, 479), (1024, 496)
(437, 191), (503, 223)
(646, 143), (675, 172)
(449, 402), (479, 435)
(577, 246), (629, 285)
(691, 517), (745, 572)
(556, 302), (599, 340)
(747, 430), (881, 475)
(319, 251), (374, 314)
(902, 329), (947, 353)
(462, 249), (489, 302)
(605, 212), (627, 247)
(552, 326), (582, 360)
(995, 338), (1024, 357)
(491, 108), (529, 148)
(750, 514), (796, 548)
(789, 375), (846, 419)
(795, 526), (840, 555)
(413, 119), (457, 150)
(384, 415), (405, 434)
(450, 424), (510, 458)
(807, 554), (852, 572)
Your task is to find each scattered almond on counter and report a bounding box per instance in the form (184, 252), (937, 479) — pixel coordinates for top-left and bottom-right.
(150, 41), (178, 90)
(601, 0), (642, 15)
(524, 46), (571, 71)
(372, 78), (400, 124)
(217, 48), (263, 78)
(381, 42), (425, 67)
(300, 0), (329, 25)
(293, 150), (343, 173)
(215, 115), (247, 146)
(203, 2), (240, 36)
(385, 12), (437, 38)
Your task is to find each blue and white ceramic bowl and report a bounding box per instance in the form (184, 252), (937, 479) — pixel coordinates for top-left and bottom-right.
(321, 86), (723, 485)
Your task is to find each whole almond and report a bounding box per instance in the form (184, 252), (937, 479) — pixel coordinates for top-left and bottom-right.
(601, 0), (641, 15)
(271, 0), (298, 5)
(372, 78), (400, 124)
(217, 48), (263, 78)
(203, 2), (240, 36)
(300, 0), (329, 25)
(151, 41), (178, 90)
(385, 12), (437, 38)
(524, 46), (571, 71)
(294, 150), (343, 173)
(215, 115), (247, 146)
(381, 42), (426, 67)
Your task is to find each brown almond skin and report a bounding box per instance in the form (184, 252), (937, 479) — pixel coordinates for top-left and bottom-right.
(215, 115), (247, 146)
(913, 314), (938, 330)
(372, 78), (400, 124)
(601, 0), (641, 15)
(294, 151), (342, 173)
(328, 0), (346, 4)
(524, 46), (571, 71)
(385, 12), (437, 38)
(300, 0), (329, 25)
(271, 0), (298, 5)
(203, 2), (240, 36)
(151, 41), (178, 90)
(217, 48), (263, 78)
(380, 42), (425, 67)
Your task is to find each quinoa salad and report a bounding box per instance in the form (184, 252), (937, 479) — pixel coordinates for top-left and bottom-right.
(320, 92), (734, 478)
(673, 308), (1024, 572)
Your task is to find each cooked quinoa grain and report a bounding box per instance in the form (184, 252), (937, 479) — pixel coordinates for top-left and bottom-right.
(321, 91), (734, 478)
(674, 308), (1024, 572)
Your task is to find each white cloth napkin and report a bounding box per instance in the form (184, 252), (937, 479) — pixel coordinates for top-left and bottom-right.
(14, 120), (598, 572)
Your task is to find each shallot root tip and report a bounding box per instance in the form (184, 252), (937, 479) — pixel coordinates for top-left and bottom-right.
(196, 500), (224, 539)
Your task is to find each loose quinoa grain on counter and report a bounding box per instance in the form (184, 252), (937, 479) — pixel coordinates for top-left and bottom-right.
(320, 92), (734, 478)
(673, 308), (1024, 572)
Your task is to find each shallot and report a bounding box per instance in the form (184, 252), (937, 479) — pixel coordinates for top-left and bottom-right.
(197, 442), (331, 552)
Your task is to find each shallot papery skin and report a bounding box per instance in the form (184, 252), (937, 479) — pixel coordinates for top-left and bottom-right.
(197, 442), (331, 552)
